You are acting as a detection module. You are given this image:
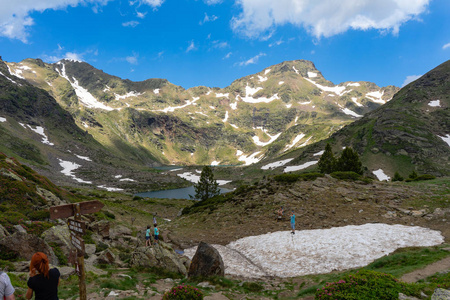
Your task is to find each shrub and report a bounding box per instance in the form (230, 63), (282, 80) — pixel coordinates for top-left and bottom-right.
(408, 171), (418, 180)
(315, 270), (419, 300)
(48, 242), (68, 266)
(330, 171), (361, 181)
(104, 211), (116, 220)
(392, 172), (404, 182)
(162, 284), (204, 300)
(28, 210), (50, 221)
(274, 173), (301, 183)
(416, 174), (436, 181)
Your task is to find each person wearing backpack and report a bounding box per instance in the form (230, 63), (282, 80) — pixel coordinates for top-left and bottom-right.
(0, 270), (15, 300)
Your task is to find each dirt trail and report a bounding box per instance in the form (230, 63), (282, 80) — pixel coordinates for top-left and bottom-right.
(401, 255), (450, 283)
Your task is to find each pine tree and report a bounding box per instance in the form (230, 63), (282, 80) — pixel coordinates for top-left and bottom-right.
(192, 166), (220, 201)
(336, 147), (363, 175)
(318, 143), (336, 174)
(392, 172), (404, 182)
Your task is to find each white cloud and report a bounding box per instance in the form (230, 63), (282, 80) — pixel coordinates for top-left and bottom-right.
(126, 53), (138, 64)
(269, 39), (283, 47)
(402, 74), (422, 87)
(186, 40), (197, 53)
(238, 52), (266, 66)
(136, 11), (147, 18)
(141, 0), (165, 8)
(0, 0), (112, 42)
(65, 52), (84, 61)
(200, 13), (218, 25)
(212, 40), (229, 49)
(122, 20), (140, 27)
(204, 0), (223, 5)
(231, 0), (430, 39)
(443, 43), (450, 50)
(223, 52), (232, 59)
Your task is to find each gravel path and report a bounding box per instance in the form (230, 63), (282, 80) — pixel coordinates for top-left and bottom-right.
(401, 255), (450, 283)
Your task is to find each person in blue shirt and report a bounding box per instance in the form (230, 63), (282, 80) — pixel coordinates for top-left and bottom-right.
(154, 224), (159, 244)
(145, 225), (151, 247)
(290, 211), (295, 235)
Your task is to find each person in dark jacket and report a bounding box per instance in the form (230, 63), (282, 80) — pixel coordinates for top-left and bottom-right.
(26, 252), (60, 300)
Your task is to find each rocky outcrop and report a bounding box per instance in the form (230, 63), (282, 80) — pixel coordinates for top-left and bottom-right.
(130, 242), (188, 275)
(41, 225), (72, 258)
(431, 288), (450, 300)
(188, 242), (224, 278)
(0, 232), (58, 265)
(36, 187), (65, 206)
(0, 224), (10, 238)
(90, 220), (111, 238)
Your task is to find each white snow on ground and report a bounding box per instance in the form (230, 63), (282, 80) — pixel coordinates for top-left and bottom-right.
(439, 134), (450, 147)
(340, 107), (362, 118)
(261, 158), (294, 170)
(119, 178), (136, 182)
(230, 124), (239, 129)
(304, 78), (346, 96)
(75, 155), (91, 161)
(428, 100), (441, 107)
(240, 89), (280, 103)
(58, 159), (92, 184)
(56, 63), (115, 111)
(27, 125), (54, 145)
(222, 111), (229, 122)
(114, 91), (143, 100)
(307, 72), (317, 78)
(114, 175), (123, 178)
(185, 224), (444, 278)
(0, 117), (6, 122)
(294, 116), (299, 124)
(156, 97), (200, 113)
(82, 122), (89, 128)
(299, 136), (313, 148)
(373, 169), (391, 181)
(216, 93), (229, 98)
(230, 102), (237, 110)
(284, 161), (318, 172)
(279, 81), (284, 85)
(19, 123), (26, 128)
(292, 66), (299, 74)
(217, 180), (232, 185)
(299, 101), (311, 105)
(0, 71), (20, 85)
(352, 97), (363, 107)
(168, 168), (183, 172)
(209, 106), (215, 110)
(366, 90), (385, 104)
(258, 75), (268, 82)
(7, 65), (24, 79)
(328, 94), (335, 97)
(253, 131), (282, 146)
(98, 185), (124, 192)
(196, 111), (208, 117)
(264, 69), (271, 75)
(285, 133), (305, 151)
(313, 150), (325, 156)
(177, 172), (201, 183)
(286, 104), (292, 108)
(154, 89), (160, 94)
(237, 151), (263, 165)
(347, 82), (360, 87)
(211, 161), (220, 166)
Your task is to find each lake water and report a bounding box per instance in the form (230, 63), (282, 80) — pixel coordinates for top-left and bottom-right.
(135, 186), (232, 200)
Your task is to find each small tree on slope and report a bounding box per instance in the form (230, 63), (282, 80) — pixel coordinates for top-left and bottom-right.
(318, 143), (337, 174)
(336, 147), (363, 175)
(192, 166), (220, 201)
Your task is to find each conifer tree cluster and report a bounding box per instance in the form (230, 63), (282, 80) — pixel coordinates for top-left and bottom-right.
(318, 143), (363, 174)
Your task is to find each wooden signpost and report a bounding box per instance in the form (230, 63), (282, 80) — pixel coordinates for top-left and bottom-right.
(50, 200), (104, 300)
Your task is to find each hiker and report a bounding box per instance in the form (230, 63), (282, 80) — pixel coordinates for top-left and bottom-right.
(154, 224), (159, 244)
(26, 252), (60, 300)
(153, 213), (157, 226)
(0, 270), (15, 300)
(290, 210), (295, 235)
(145, 225), (151, 247)
(277, 206), (283, 221)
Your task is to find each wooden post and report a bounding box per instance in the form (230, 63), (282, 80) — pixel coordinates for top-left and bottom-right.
(74, 203), (87, 300)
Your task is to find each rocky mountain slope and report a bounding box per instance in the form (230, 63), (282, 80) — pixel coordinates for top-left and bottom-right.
(245, 60), (450, 180)
(4, 58), (397, 167)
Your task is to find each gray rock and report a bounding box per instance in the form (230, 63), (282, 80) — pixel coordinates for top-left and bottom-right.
(188, 241), (224, 278)
(12, 261), (30, 272)
(36, 187), (65, 207)
(0, 224), (10, 238)
(96, 249), (116, 265)
(130, 242), (187, 275)
(0, 232), (58, 265)
(90, 220), (111, 238)
(0, 168), (23, 181)
(85, 244), (96, 256)
(41, 225), (72, 258)
(13, 225), (27, 234)
(398, 293), (420, 300)
(111, 225), (132, 238)
(59, 266), (76, 279)
(431, 288), (450, 300)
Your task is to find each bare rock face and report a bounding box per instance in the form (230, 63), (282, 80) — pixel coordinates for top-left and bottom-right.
(130, 242), (187, 275)
(41, 225), (72, 258)
(0, 232), (58, 265)
(188, 242), (224, 278)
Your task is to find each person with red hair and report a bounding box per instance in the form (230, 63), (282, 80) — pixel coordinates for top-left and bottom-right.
(26, 252), (60, 300)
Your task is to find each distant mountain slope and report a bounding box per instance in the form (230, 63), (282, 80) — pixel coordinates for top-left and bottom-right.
(260, 60), (449, 178)
(5, 58), (398, 166)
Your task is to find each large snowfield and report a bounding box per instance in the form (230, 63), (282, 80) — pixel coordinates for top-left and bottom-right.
(184, 223), (444, 278)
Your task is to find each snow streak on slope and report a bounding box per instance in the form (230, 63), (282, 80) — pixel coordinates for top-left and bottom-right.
(428, 100), (441, 107)
(373, 169), (390, 181)
(366, 90), (385, 103)
(439, 134), (450, 147)
(304, 77), (346, 96)
(156, 97), (200, 113)
(261, 158), (294, 170)
(284, 161), (318, 172)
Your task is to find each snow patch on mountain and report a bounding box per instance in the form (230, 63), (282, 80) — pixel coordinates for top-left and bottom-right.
(58, 159), (92, 184)
(237, 151), (262, 165)
(98, 185), (123, 192)
(261, 158), (294, 170)
(373, 169), (390, 181)
(264, 69), (271, 75)
(299, 101), (311, 105)
(184, 224), (444, 278)
(0, 117), (7, 122)
(114, 91), (143, 100)
(307, 72), (317, 78)
(347, 82), (360, 87)
(25, 125), (54, 145)
(253, 129), (281, 146)
(428, 100), (441, 107)
(352, 97), (363, 107)
(75, 154), (91, 161)
(439, 134), (450, 147)
(119, 178), (136, 182)
(153, 88), (160, 94)
(216, 93), (229, 98)
(314, 150), (325, 156)
(211, 161), (220, 166)
(240, 86), (280, 103)
(56, 63), (115, 111)
(286, 104), (292, 108)
(340, 107), (362, 118)
(285, 133), (305, 150)
(284, 161), (318, 172)
(157, 97), (200, 113)
(304, 78), (346, 96)
(292, 66), (299, 74)
(0, 71), (20, 85)
(230, 102), (237, 110)
(366, 90), (385, 103)
(177, 172), (200, 183)
(222, 111), (229, 122)
(279, 81), (284, 85)
(258, 75), (268, 82)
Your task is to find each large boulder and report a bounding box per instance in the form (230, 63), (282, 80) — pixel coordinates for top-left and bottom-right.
(188, 242), (224, 278)
(431, 288), (450, 300)
(0, 232), (59, 265)
(130, 242), (187, 275)
(41, 225), (72, 258)
(90, 220), (111, 238)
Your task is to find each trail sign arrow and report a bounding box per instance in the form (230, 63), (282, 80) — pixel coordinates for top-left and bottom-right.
(50, 200), (104, 220)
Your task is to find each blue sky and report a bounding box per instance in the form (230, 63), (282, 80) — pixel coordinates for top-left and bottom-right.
(0, 0), (449, 89)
